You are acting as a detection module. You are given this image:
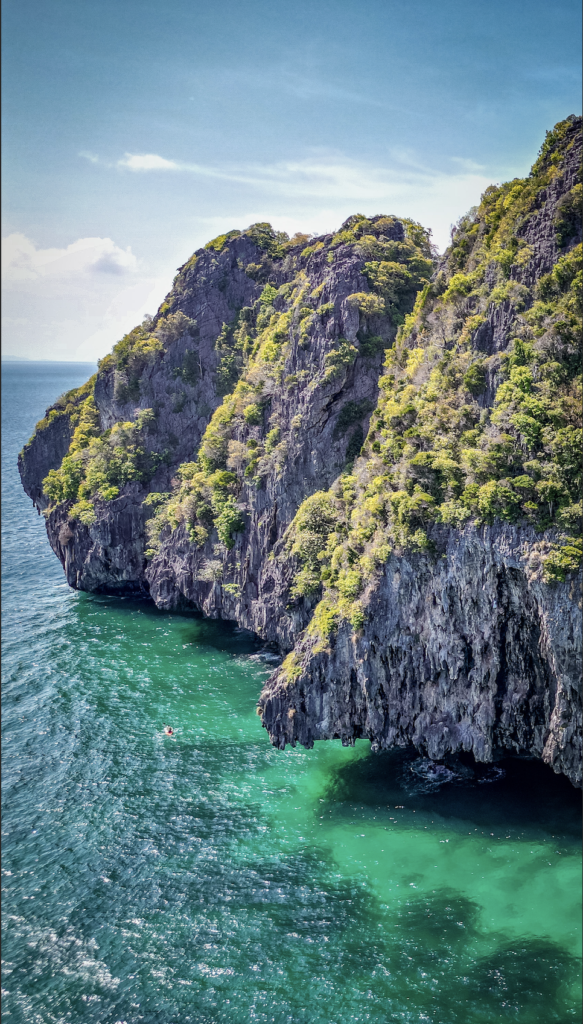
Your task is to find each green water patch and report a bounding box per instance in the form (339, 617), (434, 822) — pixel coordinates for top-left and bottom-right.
(320, 747), (581, 957)
(2, 593), (581, 1023)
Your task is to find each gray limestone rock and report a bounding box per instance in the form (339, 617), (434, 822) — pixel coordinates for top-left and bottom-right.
(258, 523), (582, 786)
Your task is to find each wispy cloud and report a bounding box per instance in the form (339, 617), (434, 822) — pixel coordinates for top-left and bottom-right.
(111, 148), (490, 201)
(79, 150), (182, 172)
(4, 137), (494, 362)
(189, 64), (393, 111)
(450, 156), (486, 173)
(275, 71), (386, 108)
(78, 146), (494, 250)
(79, 150), (100, 164)
(117, 152), (181, 171)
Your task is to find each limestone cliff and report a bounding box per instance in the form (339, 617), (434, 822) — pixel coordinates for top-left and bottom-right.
(258, 117), (582, 786)
(19, 118), (582, 784)
(259, 522), (582, 787)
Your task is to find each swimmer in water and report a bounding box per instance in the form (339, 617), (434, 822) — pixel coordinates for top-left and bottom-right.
(164, 725), (173, 736)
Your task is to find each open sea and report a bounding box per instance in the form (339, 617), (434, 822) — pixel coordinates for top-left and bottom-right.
(2, 361), (581, 1023)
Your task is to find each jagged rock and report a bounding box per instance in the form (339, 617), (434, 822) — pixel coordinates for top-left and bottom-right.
(46, 489), (150, 595)
(19, 408), (76, 511)
(259, 523), (582, 786)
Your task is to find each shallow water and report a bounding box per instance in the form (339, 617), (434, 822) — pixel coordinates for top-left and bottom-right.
(2, 362), (581, 1023)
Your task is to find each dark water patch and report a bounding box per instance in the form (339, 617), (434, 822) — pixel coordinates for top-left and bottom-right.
(324, 746), (582, 842)
(462, 940), (581, 1023)
(393, 888), (481, 953)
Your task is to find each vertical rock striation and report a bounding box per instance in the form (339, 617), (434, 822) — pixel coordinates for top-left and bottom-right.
(259, 523), (582, 785)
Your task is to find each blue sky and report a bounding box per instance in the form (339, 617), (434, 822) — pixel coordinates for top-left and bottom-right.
(2, 0), (581, 360)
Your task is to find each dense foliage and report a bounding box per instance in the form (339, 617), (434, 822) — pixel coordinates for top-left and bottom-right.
(27, 375), (97, 440)
(43, 399), (164, 525)
(285, 117), (582, 651)
(41, 214), (432, 538)
(145, 216), (433, 555)
(40, 313), (199, 523)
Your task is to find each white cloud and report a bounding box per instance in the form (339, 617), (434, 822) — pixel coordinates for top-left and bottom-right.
(108, 147), (490, 203)
(209, 153), (492, 218)
(118, 153), (181, 171)
(2, 234), (137, 282)
(1, 234), (168, 362)
(183, 166), (491, 252)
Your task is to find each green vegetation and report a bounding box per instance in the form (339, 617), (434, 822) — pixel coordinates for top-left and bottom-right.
(37, 123), (581, 612)
(205, 229), (242, 252)
(23, 375), (97, 447)
(333, 400), (375, 439)
(43, 398), (164, 524)
(322, 339), (358, 382)
(37, 213), (429, 539)
(144, 215), (434, 559)
(172, 348), (200, 387)
(40, 311), (198, 522)
(555, 183), (582, 247)
(345, 427), (364, 463)
(287, 117), (582, 644)
(285, 475), (372, 634)
(280, 650), (303, 684)
(301, 241), (325, 259)
(215, 313), (252, 396)
(543, 536), (583, 582)
(144, 215), (432, 561)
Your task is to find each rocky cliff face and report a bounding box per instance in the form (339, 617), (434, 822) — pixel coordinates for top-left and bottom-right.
(20, 234), (267, 592)
(259, 522), (582, 787)
(19, 118), (582, 784)
(257, 117), (583, 786)
(145, 224), (406, 644)
(19, 410), (75, 510)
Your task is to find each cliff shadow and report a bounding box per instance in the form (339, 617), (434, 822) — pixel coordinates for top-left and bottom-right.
(72, 589), (268, 658)
(322, 745), (582, 841)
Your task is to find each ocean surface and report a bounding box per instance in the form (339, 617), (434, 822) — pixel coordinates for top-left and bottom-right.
(2, 361), (581, 1024)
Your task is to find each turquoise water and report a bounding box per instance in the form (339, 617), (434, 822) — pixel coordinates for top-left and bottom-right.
(2, 362), (581, 1024)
